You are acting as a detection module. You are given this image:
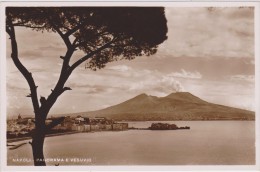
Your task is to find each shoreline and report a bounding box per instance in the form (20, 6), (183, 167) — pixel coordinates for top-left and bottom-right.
(7, 131), (81, 143)
(7, 120), (254, 143)
(7, 130), (128, 143)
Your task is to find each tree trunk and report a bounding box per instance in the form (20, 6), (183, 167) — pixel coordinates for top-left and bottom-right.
(31, 120), (46, 166)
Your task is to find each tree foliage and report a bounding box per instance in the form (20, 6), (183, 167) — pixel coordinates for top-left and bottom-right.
(7, 7), (168, 69)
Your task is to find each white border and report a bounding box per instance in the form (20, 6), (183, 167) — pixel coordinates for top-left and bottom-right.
(1, 1), (260, 172)
(0, 2), (7, 172)
(254, 1), (260, 172)
(0, 1), (259, 7)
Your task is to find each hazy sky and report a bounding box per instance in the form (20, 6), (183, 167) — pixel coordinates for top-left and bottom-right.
(6, 7), (255, 117)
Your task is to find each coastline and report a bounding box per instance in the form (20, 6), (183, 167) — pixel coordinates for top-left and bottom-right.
(7, 131), (81, 143)
(7, 119), (255, 143)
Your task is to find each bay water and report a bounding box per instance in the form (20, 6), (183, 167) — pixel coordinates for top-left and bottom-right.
(7, 121), (255, 166)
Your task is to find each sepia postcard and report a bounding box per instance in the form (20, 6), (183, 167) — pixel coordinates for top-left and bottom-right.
(0, 1), (260, 171)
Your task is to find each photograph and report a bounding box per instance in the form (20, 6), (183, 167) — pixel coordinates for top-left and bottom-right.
(1, 1), (259, 171)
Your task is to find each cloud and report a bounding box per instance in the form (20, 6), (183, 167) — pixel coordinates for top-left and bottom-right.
(68, 63), (186, 99)
(129, 74), (185, 96)
(168, 69), (202, 79)
(7, 84), (28, 92)
(224, 7), (254, 20)
(107, 65), (131, 72)
(68, 83), (107, 94)
(6, 27), (66, 60)
(160, 7), (254, 59)
(103, 65), (186, 95)
(229, 75), (254, 82)
(19, 50), (44, 58)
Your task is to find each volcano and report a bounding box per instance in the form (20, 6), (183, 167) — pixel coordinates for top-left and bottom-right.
(78, 92), (254, 121)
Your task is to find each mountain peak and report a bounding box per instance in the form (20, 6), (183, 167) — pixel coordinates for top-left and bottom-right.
(130, 93), (148, 100)
(137, 93), (148, 97)
(167, 91), (191, 96)
(166, 91), (193, 98)
(166, 92), (207, 104)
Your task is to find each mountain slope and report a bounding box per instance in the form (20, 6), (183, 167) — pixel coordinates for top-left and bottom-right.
(81, 92), (254, 121)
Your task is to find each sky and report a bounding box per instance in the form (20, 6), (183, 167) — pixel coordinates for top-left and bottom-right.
(6, 7), (255, 117)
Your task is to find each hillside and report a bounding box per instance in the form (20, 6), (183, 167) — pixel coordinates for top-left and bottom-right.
(74, 92), (255, 121)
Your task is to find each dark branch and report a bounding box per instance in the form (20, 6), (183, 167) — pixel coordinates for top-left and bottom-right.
(40, 96), (46, 106)
(63, 87), (72, 91)
(70, 38), (117, 71)
(74, 31), (110, 48)
(45, 14), (73, 50)
(54, 26), (72, 49)
(58, 87), (72, 96)
(13, 23), (47, 29)
(64, 20), (89, 37)
(72, 37), (79, 46)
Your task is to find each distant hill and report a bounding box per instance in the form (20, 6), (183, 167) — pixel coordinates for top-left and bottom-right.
(71, 92), (255, 121)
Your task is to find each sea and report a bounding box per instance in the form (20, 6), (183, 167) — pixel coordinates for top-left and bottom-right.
(7, 121), (255, 166)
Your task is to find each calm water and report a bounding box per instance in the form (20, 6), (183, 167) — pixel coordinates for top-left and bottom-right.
(7, 121), (255, 166)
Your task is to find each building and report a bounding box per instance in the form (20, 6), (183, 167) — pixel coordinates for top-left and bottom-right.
(75, 115), (85, 123)
(112, 123), (128, 131)
(7, 114), (129, 138)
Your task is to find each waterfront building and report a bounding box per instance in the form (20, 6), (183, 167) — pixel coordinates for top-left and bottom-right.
(75, 115), (85, 124)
